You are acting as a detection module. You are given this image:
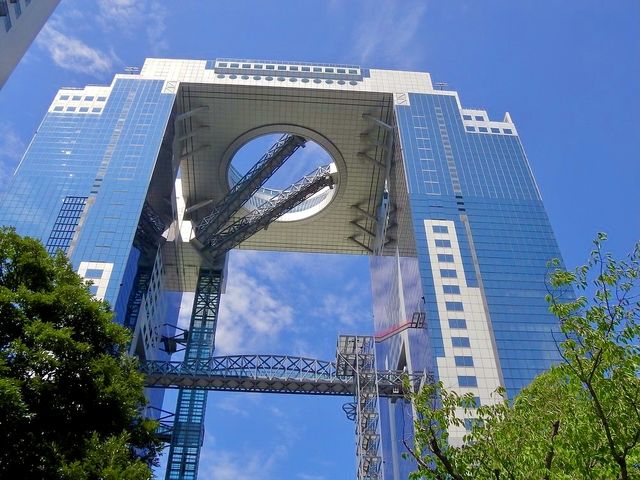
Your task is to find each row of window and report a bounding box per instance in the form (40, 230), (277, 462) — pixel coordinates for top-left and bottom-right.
(53, 106), (102, 113)
(466, 125), (514, 135)
(58, 95), (107, 102)
(215, 73), (359, 86)
(452, 336), (470, 348)
(217, 62), (359, 75)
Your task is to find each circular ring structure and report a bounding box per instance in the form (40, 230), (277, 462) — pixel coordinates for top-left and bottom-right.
(218, 125), (345, 223)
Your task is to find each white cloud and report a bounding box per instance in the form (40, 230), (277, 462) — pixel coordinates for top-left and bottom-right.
(350, 0), (428, 67)
(215, 262), (294, 355)
(320, 279), (373, 330)
(0, 122), (26, 188)
(96, 0), (169, 54)
(198, 445), (288, 480)
(36, 24), (119, 76)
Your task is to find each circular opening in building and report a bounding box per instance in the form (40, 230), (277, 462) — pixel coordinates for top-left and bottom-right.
(228, 133), (337, 222)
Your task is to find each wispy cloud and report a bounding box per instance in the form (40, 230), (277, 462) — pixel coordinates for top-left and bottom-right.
(215, 260), (294, 355)
(96, 0), (169, 54)
(297, 474), (327, 480)
(198, 445), (288, 480)
(320, 278), (373, 330)
(36, 24), (119, 77)
(350, 0), (428, 67)
(0, 122), (26, 188)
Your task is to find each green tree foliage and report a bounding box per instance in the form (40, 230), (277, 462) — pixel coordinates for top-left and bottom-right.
(406, 234), (640, 480)
(0, 228), (161, 478)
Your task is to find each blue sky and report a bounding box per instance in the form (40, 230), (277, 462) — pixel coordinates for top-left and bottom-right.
(0, 1), (638, 478)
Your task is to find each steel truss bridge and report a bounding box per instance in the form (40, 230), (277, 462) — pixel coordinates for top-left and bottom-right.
(142, 356), (422, 397)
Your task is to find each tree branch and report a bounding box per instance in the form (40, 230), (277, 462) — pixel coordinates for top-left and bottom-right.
(543, 420), (560, 480)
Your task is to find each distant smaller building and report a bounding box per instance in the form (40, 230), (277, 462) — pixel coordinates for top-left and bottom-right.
(0, 0), (61, 88)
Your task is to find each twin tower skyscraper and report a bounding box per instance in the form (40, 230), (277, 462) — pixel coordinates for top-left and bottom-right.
(0, 58), (564, 479)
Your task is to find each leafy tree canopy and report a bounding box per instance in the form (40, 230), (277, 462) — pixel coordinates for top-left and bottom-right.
(0, 227), (161, 479)
(406, 234), (640, 480)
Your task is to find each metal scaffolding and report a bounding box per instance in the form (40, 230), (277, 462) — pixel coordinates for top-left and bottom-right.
(193, 134), (306, 242)
(164, 268), (224, 480)
(336, 336), (384, 480)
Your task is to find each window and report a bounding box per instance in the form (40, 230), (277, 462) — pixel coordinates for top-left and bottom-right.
(337, 68), (346, 73)
(491, 127), (500, 133)
(266, 65), (275, 70)
(504, 128), (513, 134)
(301, 66), (310, 72)
(242, 64), (251, 68)
(230, 63), (239, 68)
(463, 115), (472, 120)
(89, 285), (99, 296)
(79, 107), (89, 112)
(440, 269), (457, 278)
(474, 115), (484, 121)
(253, 64), (263, 69)
(458, 375), (478, 387)
(53, 106), (64, 112)
(449, 318), (467, 329)
(313, 67), (322, 72)
(84, 268), (104, 278)
(452, 337), (470, 348)
(433, 225), (449, 233)
(435, 239), (451, 248)
(60, 95), (70, 100)
(472, 396), (481, 408)
(325, 68), (334, 73)
(67, 107), (76, 112)
(290, 66), (299, 71)
(277, 65), (286, 70)
(466, 126), (476, 132)
(218, 62), (228, 68)
(72, 96), (82, 101)
(85, 96), (94, 101)
(455, 356), (474, 367)
(479, 127), (488, 133)
(438, 253), (454, 262)
(446, 301), (464, 311)
(443, 285), (461, 294)
(97, 96), (106, 101)
(92, 108), (102, 113)
(348, 69), (358, 74)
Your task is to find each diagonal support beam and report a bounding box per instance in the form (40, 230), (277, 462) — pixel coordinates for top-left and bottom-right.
(192, 164), (334, 259)
(362, 113), (393, 131)
(194, 134), (307, 242)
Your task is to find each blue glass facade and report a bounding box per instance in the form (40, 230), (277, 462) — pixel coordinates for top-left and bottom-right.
(374, 90), (565, 474)
(1, 77), (175, 317)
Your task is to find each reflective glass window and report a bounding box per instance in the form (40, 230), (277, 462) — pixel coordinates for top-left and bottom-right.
(440, 269), (457, 278)
(443, 285), (461, 294)
(446, 301), (464, 311)
(449, 319), (467, 329)
(458, 375), (478, 387)
(452, 337), (471, 348)
(455, 355), (474, 367)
